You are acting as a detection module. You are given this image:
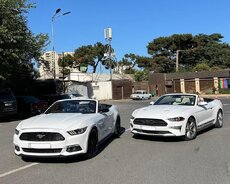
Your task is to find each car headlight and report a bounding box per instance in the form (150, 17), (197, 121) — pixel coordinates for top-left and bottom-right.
(67, 127), (87, 136)
(130, 116), (135, 120)
(15, 129), (19, 135)
(168, 117), (185, 122)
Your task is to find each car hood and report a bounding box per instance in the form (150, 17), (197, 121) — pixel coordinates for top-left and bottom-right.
(133, 105), (193, 119)
(18, 113), (97, 130)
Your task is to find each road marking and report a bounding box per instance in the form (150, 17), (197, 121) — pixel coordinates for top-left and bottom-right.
(0, 163), (38, 178)
(223, 104), (230, 106)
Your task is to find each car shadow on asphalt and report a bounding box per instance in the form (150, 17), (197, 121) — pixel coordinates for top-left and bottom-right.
(22, 127), (126, 164)
(0, 117), (19, 123)
(132, 134), (184, 142)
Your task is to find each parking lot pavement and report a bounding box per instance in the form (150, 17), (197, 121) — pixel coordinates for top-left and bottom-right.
(1, 99), (230, 184)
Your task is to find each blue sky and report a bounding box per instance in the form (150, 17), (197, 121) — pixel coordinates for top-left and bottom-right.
(28, 0), (230, 61)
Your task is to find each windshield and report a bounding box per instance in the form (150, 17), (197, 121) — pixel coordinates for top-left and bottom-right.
(45, 100), (96, 114)
(134, 91), (143, 94)
(154, 94), (196, 106)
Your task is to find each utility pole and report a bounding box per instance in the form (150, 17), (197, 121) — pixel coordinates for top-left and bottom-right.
(176, 50), (182, 72)
(62, 52), (65, 93)
(103, 28), (116, 81)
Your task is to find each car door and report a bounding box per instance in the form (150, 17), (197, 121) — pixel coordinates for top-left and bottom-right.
(204, 100), (216, 122)
(97, 105), (111, 139)
(194, 102), (213, 128)
(96, 115), (107, 141)
(103, 106), (114, 135)
(99, 105), (114, 137)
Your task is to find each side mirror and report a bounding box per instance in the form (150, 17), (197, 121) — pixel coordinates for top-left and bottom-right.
(100, 108), (109, 113)
(198, 101), (208, 106)
(150, 101), (155, 105)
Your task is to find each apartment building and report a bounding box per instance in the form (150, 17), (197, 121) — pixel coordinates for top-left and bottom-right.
(39, 51), (75, 80)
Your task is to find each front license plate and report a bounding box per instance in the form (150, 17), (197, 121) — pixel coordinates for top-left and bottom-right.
(30, 143), (51, 149)
(142, 126), (156, 131)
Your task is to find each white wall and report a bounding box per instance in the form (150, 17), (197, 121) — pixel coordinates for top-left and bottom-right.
(69, 72), (92, 81)
(92, 81), (112, 100)
(67, 82), (89, 98)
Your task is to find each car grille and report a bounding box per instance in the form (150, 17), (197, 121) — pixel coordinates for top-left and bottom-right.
(22, 148), (62, 153)
(20, 132), (65, 141)
(133, 118), (167, 126)
(133, 128), (171, 134)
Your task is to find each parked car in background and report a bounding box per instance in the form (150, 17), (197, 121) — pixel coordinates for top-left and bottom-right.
(16, 96), (48, 118)
(0, 89), (17, 119)
(130, 90), (152, 100)
(130, 93), (223, 141)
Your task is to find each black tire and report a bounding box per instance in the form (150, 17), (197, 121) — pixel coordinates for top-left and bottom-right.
(114, 116), (121, 138)
(86, 128), (98, 159)
(215, 110), (223, 128)
(184, 117), (197, 141)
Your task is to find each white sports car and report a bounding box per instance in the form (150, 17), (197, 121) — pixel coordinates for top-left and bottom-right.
(130, 93), (223, 140)
(14, 99), (120, 158)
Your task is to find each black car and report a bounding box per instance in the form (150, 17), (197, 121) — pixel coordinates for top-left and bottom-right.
(16, 96), (48, 118)
(0, 89), (17, 119)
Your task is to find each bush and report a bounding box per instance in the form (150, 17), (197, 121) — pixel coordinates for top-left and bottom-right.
(218, 88), (230, 94)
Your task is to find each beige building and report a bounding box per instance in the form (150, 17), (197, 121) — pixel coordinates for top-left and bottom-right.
(39, 51), (75, 80)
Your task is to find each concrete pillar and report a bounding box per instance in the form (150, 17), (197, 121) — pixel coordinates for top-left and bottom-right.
(213, 77), (219, 94)
(180, 79), (185, 93)
(195, 78), (200, 93)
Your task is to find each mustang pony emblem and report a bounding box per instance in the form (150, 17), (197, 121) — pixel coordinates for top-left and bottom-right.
(36, 134), (46, 139)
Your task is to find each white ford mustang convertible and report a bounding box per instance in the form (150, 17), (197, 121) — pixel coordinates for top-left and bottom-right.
(14, 99), (120, 158)
(130, 93), (223, 140)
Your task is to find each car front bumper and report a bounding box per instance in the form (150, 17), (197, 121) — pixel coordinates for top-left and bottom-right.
(130, 119), (187, 137)
(13, 128), (89, 157)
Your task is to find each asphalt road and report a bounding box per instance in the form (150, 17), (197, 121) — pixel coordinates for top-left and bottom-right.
(0, 98), (230, 184)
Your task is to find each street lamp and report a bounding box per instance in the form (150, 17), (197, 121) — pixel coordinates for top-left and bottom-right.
(51, 8), (71, 80)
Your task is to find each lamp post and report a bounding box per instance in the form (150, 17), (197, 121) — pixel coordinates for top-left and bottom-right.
(51, 8), (71, 80)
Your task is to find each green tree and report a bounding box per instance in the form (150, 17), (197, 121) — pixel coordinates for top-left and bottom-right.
(121, 53), (175, 74)
(116, 56), (136, 74)
(134, 70), (149, 81)
(192, 63), (210, 72)
(0, 0), (48, 87)
(153, 56), (175, 73)
(210, 66), (222, 71)
(74, 42), (107, 73)
(58, 54), (75, 77)
(147, 33), (230, 72)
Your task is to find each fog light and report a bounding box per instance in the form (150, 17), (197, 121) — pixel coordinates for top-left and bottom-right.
(15, 145), (20, 151)
(130, 123), (133, 128)
(169, 126), (182, 130)
(66, 145), (82, 152)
